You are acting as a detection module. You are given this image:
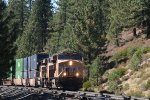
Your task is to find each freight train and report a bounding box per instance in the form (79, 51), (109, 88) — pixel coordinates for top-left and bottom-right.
(2, 51), (84, 90)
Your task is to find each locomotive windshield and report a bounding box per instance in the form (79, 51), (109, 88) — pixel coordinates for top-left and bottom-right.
(64, 67), (79, 76)
(64, 67), (79, 72)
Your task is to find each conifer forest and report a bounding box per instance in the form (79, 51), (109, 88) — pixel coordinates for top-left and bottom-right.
(1, 0), (150, 94)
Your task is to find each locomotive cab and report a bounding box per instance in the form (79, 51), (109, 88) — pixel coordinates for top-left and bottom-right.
(57, 60), (84, 90)
(53, 52), (84, 90)
(59, 60), (84, 78)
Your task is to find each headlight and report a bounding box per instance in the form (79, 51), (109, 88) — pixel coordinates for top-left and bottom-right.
(69, 61), (73, 66)
(63, 72), (67, 76)
(76, 72), (79, 77)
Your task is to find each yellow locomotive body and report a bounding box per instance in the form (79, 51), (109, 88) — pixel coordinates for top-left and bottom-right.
(40, 51), (84, 90)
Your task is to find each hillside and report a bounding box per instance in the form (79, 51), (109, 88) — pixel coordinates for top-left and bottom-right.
(96, 28), (150, 97)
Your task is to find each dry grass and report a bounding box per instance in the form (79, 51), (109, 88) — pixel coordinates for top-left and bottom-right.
(121, 59), (150, 97)
(135, 72), (142, 78)
(126, 89), (144, 97)
(123, 83), (129, 91)
(145, 90), (150, 98)
(102, 39), (150, 95)
(141, 67), (150, 80)
(142, 73), (150, 80)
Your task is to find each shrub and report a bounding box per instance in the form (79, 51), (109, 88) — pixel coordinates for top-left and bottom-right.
(127, 47), (137, 58)
(107, 81), (118, 92)
(142, 47), (150, 53)
(90, 56), (104, 79)
(108, 68), (126, 81)
(144, 80), (150, 90)
(111, 48), (128, 61)
(112, 47), (150, 70)
(111, 47), (139, 62)
(83, 81), (92, 89)
(129, 49), (143, 70)
(107, 68), (126, 92)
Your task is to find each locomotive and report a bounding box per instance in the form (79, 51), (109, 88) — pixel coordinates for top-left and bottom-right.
(2, 51), (85, 90)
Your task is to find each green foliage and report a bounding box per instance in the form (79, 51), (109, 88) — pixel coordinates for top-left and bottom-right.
(8, 0), (31, 57)
(0, 0), (16, 80)
(2, 0), (150, 85)
(46, 0), (77, 54)
(107, 68), (126, 92)
(108, 68), (126, 81)
(139, 0), (150, 37)
(144, 80), (150, 90)
(129, 48), (143, 70)
(129, 47), (150, 70)
(16, 0), (53, 57)
(127, 48), (138, 59)
(111, 48), (128, 61)
(107, 81), (118, 92)
(111, 47), (138, 61)
(90, 56), (104, 79)
(72, 0), (107, 64)
(142, 47), (150, 53)
(8, 0), (30, 33)
(83, 81), (92, 89)
(107, 0), (144, 44)
(112, 47), (150, 70)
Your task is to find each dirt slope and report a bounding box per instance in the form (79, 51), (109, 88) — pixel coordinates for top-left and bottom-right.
(100, 28), (150, 97)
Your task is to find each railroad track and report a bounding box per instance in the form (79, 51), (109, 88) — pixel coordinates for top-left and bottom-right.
(0, 86), (149, 100)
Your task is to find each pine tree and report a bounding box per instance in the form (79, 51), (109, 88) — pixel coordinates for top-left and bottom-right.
(139, 0), (150, 37)
(8, 0), (31, 58)
(107, 0), (144, 45)
(49, 0), (107, 61)
(73, 0), (106, 63)
(0, 0), (16, 82)
(46, 0), (72, 54)
(90, 56), (104, 85)
(16, 0), (53, 57)
(8, 0), (30, 36)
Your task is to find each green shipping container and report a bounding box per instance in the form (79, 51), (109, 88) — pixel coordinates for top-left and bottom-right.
(15, 71), (23, 79)
(16, 58), (23, 72)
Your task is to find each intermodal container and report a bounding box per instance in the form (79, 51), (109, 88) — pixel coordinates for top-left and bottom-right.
(30, 54), (49, 70)
(23, 71), (29, 79)
(29, 70), (36, 78)
(23, 57), (28, 71)
(28, 56), (31, 71)
(15, 71), (22, 79)
(16, 58), (23, 72)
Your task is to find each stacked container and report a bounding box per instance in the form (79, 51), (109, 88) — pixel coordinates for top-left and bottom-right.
(23, 57), (28, 79)
(15, 58), (23, 79)
(22, 57), (29, 86)
(29, 54), (49, 78)
(28, 54), (49, 86)
(14, 58), (23, 85)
